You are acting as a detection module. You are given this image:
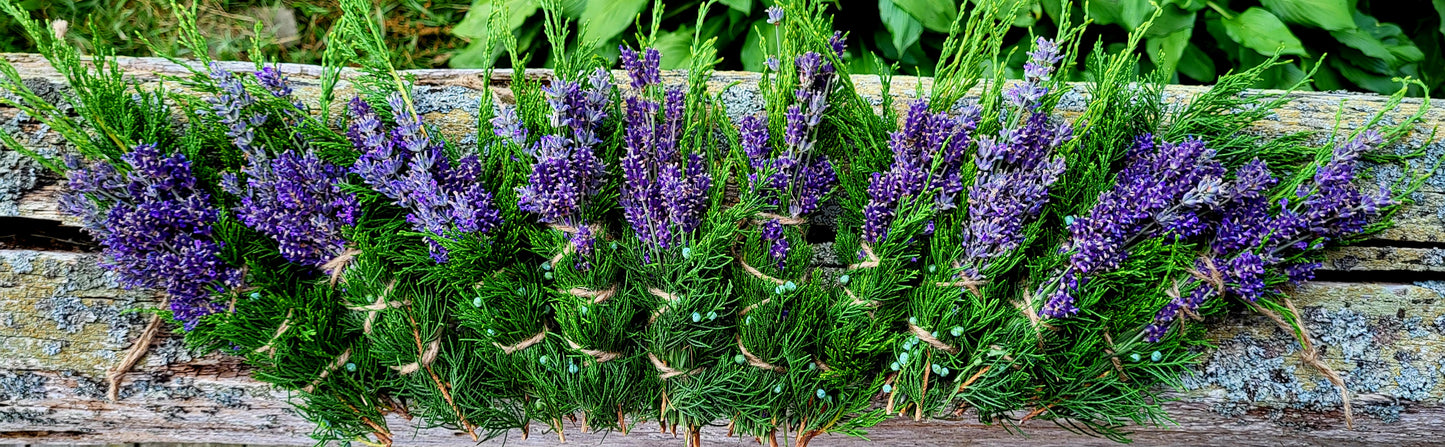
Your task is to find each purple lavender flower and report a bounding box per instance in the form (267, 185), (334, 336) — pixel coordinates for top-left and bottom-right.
(620, 46), (662, 91)
(1144, 132), (1395, 341)
(491, 105), (528, 147)
(861, 100), (981, 244)
(1038, 135), (1225, 319)
(207, 63), (265, 152)
(1005, 38), (1064, 110)
(62, 145), (241, 330)
(959, 109), (1069, 272)
(762, 218), (789, 270)
(766, 6), (784, 25)
(517, 70), (614, 267)
(619, 56), (712, 256)
(221, 148), (359, 269)
(348, 95), (503, 263)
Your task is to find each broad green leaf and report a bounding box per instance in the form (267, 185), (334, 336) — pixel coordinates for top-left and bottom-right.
(1259, 0), (1353, 31)
(1087, 0), (1151, 29)
(719, 0), (752, 15)
(879, 0), (924, 55)
(1146, 24), (1191, 76)
(579, 0), (649, 45)
(1176, 44), (1216, 81)
(1146, 4), (1197, 37)
(1166, 0), (1208, 12)
(893, 0), (958, 33)
(1330, 56), (1402, 92)
(1329, 11), (1423, 68)
(453, 0), (539, 39)
(1221, 7), (1308, 57)
(1436, 0), (1445, 37)
(654, 26), (696, 69)
(984, 0), (1042, 27)
(740, 18), (779, 71)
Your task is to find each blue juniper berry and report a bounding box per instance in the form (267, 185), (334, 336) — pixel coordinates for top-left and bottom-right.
(60, 144), (242, 330)
(513, 68), (613, 267)
(1143, 132), (1393, 341)
(348, 95), (503, 263)
(1038, 135), (1226, 319)
(618, 45), (711, 262)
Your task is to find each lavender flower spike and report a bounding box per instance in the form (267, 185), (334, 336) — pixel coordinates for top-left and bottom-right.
(619, 52), (711, 257)
(62, 145), (241, 330)
(1144, 132), (1394, 341)
(221, 148), (359, 269)
(348, 95), (504, 263)
(518, 69), (615, 266)
(861, 100), (980, 244)
(207, 63), (265, 153)
(1038, 135), (1224, 319)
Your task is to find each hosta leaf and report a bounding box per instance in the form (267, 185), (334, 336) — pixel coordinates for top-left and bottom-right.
(654, 26), (696, 69)
(740, 18), (779, 71)
(1436, 0), (1445, 37)
(1176, 43), (1216, 81)
(1146, 24), (1192, 76)
(1221, 7), (1308, 57)
(1330, 56), (1403, 93)
(579, 0), (649, 45)
(893, 0), (958, 33)
(879, 0), (924, 55)
(1087, 0), (1151, 28)
(1259, 0), (1354, 31)
(719, 0), (752, 15)
(1146, 4), (1197, 37)
(453, 0), (539, 39)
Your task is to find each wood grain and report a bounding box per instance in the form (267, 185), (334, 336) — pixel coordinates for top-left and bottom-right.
(1, 54), (1443, 445)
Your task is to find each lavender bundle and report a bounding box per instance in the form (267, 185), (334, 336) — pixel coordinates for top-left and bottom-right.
(723, 23), (847, 442)
(887, 37), (1071, 421)
(60, 145), (242, 329)
(616, 44), (753, 440)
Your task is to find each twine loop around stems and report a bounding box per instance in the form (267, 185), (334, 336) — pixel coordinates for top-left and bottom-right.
(565, 337), (622, 363)
(847, 242), (881, 270)
(1188, 256), (1227, 295)
(568, 284), (617, 304)
(751, 212), (807, 226)
(322, 248), (362, 287)
(493, 327), (548, 354)
(648, 352), (705, 379)
(392, 336), (442, 375)
(1248, 297), (1354, 429)
(1102, 332), (1129, 382)
(547, 223), (601, 266)
(347, 281), (404, 335)
(301, 347), (352, 393)
(736, 336), (787, 373)
(648, 287), (680, 323)
(908, 322), (960, 354)
(254, 309), (294, 356)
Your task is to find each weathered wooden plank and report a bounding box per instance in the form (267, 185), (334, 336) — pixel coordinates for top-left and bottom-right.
(3, 250), (1443, 444)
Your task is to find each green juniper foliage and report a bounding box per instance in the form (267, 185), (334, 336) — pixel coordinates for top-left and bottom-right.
(0, 0), (1435, 445)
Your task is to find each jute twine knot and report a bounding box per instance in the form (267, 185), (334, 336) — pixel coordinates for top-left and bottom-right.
(907, 322), (960, 354)
(107, 298), (167, 402)
(842, 243), (881, 308)
(1102, 332), (1129, 382)
(751, 212), (807, 226)
(347, 281), (404, 335)
(1014, 290), (1046, 347)
(1165, 280), (1204, 322)
(736, 336), (787, 373)
(648, 287), (681, 323)
(302, 347), (352, 393)
(254, 309), (295, 356)
(392, 336), (441, 375)
(568, 284), (617, 304)
(648, 352), (705, 380)
(322, 248), (362, 287)
(737, 256), (788, 286)
(1248, 297), (1354, 429)
(934, 274), (988, 297)
(566, 337), (622, 363)
(738, 298), (771, 316)
(1188, 256), (1227, 295)
(493, 328), (548, 354)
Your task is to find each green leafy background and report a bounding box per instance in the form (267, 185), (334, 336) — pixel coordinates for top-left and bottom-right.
(2, 0), (1440, 94)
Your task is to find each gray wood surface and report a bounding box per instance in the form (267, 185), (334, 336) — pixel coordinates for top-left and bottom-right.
(1, 54), (1443, 446)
